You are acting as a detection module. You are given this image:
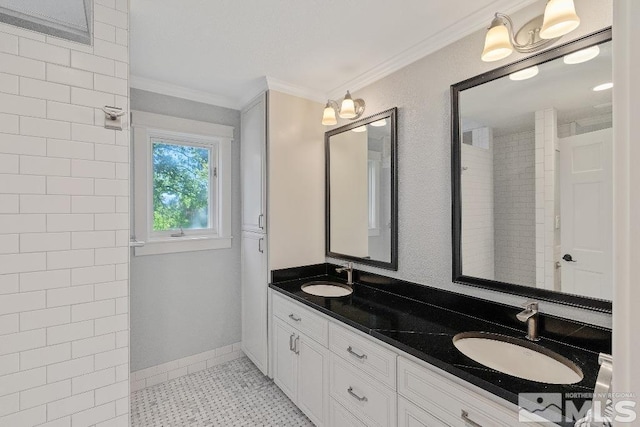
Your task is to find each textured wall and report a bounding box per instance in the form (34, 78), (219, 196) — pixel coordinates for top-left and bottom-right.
(328, 0), (613, 327)
(0, 2), (131, 425)
(129, 89), (242, 371)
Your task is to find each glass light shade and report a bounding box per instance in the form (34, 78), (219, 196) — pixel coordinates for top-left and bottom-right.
(563, 45), (600, 64)
(352, 125), (367, 133)
(322, 105), (337, 126)
(540, 0), (580, 39)
(340, 97), (357, 119)
(509, 66), (539, 81)
(370, 119), (387, 127)
(593, 82), (613, 92)
(481, 23), (513, 62)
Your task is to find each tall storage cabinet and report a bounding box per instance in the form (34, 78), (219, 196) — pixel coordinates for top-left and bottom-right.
(241, 89), (326, 377)
(241, 93), (268, 374)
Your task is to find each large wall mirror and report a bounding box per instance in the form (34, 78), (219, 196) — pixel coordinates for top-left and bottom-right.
(326, 108), (398, 270)
(452, 29), (612, 312)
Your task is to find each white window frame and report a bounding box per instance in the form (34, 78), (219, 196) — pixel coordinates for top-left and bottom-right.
(132, 111), (233, 256)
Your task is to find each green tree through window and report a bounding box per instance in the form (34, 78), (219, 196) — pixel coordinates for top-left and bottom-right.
(152, 141), (210, 231)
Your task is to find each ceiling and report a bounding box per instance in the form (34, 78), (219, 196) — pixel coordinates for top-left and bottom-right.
(130, 0), (536, 109)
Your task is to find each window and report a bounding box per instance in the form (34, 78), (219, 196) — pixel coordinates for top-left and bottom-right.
(133, 111), (233, 256)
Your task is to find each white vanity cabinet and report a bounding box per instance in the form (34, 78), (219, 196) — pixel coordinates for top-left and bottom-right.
(269, 291), (550, 427)
(272, 293), (330, 426)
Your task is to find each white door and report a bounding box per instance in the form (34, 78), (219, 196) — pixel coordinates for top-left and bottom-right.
(297, 335), (329, 427)
(272, 317), (298, 402)
(560, 128), (612, 300)
(241, 231), (268, 374)
(241, 93), (266, 233)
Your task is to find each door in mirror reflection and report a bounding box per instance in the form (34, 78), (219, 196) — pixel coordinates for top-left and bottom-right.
(457, 38), (612, 301)
(326, 108), (397, 270)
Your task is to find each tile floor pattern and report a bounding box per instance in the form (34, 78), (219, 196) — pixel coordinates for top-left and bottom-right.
(131, 356), (314, 426)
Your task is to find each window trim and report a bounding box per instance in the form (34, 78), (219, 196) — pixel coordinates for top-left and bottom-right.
(132, 111), (234, 256)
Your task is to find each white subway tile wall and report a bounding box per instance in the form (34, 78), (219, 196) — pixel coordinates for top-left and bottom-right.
(0, 1), (130, 425)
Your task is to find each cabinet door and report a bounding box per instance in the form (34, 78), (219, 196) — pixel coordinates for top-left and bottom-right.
(330, 398), (368, 427)
(297, 334), (329, 427)
(398, 397), (449, 427)
(241, 231), (268, 374)
(272, 316), (298, 402)
(241, 93), (267, 233)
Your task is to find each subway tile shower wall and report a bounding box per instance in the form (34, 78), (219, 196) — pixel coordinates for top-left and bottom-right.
(0, 1), (130, 425)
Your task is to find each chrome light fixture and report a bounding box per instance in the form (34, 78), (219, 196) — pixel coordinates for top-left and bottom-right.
(481, 0), (580, 62)
(322, 90), (365, 126)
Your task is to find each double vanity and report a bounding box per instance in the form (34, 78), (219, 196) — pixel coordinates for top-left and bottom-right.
(268, 263), (610, 427)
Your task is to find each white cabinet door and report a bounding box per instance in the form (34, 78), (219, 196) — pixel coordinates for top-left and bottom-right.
(330, 398), (368, 427)
(241, 93), (267, 233)
(272, 316), (298, 402)
(241, 231), (268, 374)
(398, 397), (449, 427)
(297, 334), (329, 427)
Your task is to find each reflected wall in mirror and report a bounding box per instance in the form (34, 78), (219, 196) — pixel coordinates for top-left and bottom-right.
(452, 29), (612, 312)
(326, 108), (398, 270)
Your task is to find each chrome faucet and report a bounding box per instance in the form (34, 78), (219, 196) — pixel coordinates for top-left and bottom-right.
(516, 301), (540, 341)
(335, 262), (354, 285)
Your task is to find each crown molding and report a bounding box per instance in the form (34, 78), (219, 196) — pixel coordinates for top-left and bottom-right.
(239, 76), (327, 109)
(130, 75), (241, 110)
(328, 0), (539, 98)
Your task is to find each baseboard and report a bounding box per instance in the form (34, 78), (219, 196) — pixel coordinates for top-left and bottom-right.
(131, 342), (244, 391)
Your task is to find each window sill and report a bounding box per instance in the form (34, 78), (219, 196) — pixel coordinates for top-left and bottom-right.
(134, 235), (233, 256)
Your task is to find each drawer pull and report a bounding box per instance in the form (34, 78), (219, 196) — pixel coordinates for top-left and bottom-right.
(294, 336), (300, 355)
(289, 314), (301, 322)
(461, 410), (483, 427)
(347, 346), (367, 360)
(347, 387), (368, 402)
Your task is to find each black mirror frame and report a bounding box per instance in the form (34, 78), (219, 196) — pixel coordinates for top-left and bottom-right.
(451, 28), (612, 313)
(326, 107), (398, 271)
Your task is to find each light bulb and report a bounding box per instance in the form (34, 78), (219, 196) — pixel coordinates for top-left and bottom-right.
(481, 19), (513, 62)
(540, 0), (580, 39)
(322, 103), (337, 126)
(339, 91), (357, 119)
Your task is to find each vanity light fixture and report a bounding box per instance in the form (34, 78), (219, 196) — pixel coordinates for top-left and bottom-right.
(509, 65), (539, 81)
(481, 0), (580, 62)
(593, 82), (613, 92)
(370, 118), (387, 127)
(351, 125), (367, 133)
(563, 45), (600, 64)
(321, 90), (365, 126)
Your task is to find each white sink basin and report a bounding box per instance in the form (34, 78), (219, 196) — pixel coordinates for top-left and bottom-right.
(301, 281), (353, 297)
(453, 332), (583, 384)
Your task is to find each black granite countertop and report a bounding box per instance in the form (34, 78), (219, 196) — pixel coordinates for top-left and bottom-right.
(269, 263), (612, 426)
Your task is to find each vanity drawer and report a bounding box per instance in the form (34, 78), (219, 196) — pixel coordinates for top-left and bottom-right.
(329, 322), (397, 389)
(272, 292), (328, 346)
(330, 353), (397, 427)
(330, 398), (368, 427)
(398, 357), (541, 427)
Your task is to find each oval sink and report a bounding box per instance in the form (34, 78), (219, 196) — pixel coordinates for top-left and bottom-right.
(301, 281), (353, 297)
(453, 332), (583, 384)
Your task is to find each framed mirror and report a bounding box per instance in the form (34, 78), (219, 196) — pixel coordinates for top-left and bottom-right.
(326, 108), (398, 270)
(451, 28), (612, 312)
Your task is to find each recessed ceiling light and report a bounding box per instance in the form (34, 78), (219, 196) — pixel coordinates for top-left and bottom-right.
(509, 66), (539, 81)
(351, 126), (367, 133)
(593, 82), (613, 91)
(370, 119), (387, 127)
(563, 45), (600, 64)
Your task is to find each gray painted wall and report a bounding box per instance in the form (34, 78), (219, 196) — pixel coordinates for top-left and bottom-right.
(329, 0), (613, 328)
(130, 89), (242, 371)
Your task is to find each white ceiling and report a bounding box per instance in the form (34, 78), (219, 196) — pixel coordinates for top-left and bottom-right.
(130, 0), (536, 109)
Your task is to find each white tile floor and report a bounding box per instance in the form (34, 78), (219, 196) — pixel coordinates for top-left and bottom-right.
(131, 356), (314, 426)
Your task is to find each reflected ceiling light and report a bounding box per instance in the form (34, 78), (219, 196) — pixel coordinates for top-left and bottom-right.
(370, 119), (387, 127)
(509, 66), (539, 81)
(563, 45), (600, 64)
(351, 126), (367, 133)
(481, 0), (580, 62)
(322, 90), (365, 126)
(593, 82), (613, 92)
